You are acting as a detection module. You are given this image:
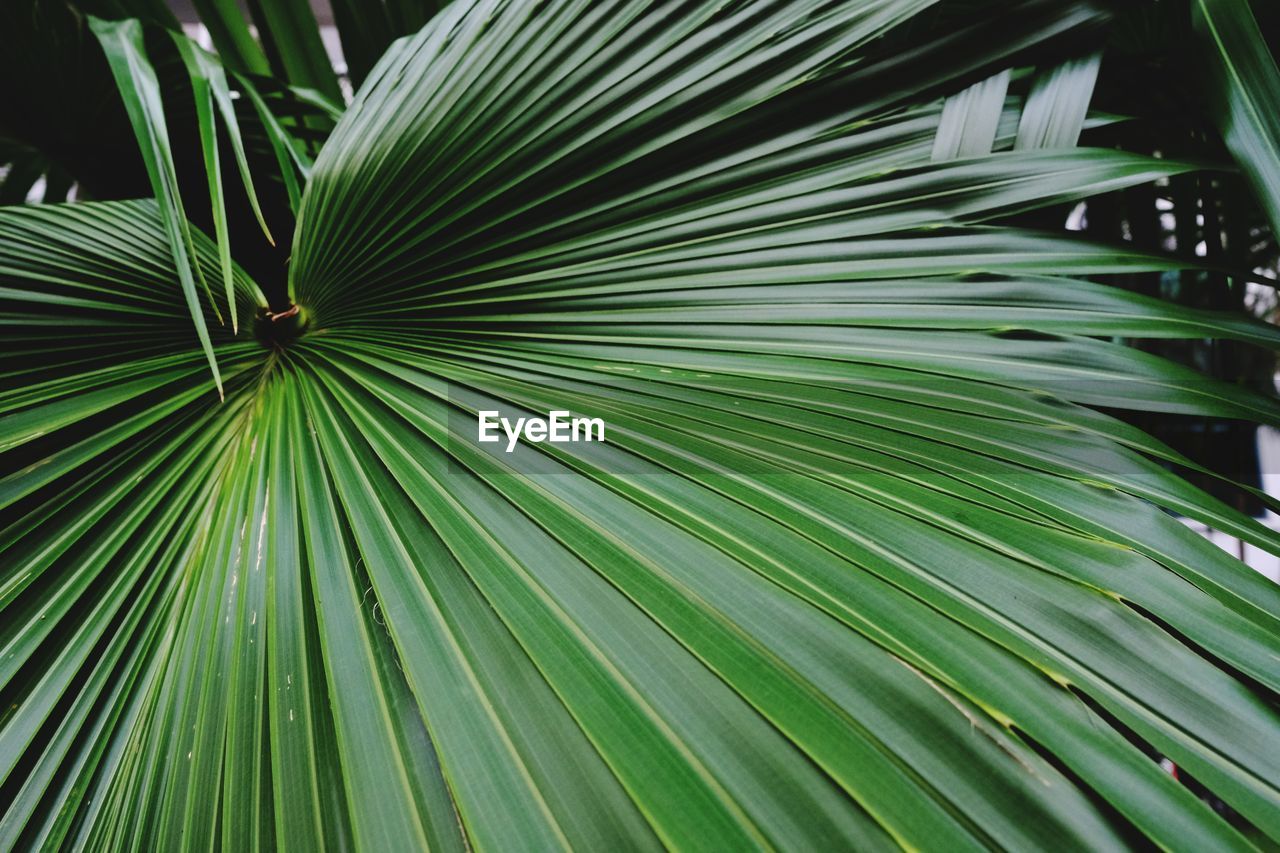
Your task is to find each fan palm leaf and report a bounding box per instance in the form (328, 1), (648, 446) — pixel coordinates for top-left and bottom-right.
(3, 0), (1280, 849)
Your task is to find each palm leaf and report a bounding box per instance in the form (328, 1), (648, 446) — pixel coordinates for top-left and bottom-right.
(4, 0), (1280, 849)
(90, 17), (226, 392)
(1194, 0), (1280, 234)
(172, 34), (276, 332)
(243, 0), (343, 102)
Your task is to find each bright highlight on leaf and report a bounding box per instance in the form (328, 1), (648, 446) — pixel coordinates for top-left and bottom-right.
(4, 0), (1280, 850)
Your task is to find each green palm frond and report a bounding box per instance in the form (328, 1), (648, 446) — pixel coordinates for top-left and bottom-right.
(3, 0), (1280, 850)
(1194, 0), (1280, 234)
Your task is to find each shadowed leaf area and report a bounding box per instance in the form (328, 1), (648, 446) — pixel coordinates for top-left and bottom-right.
(3, 0), (1280, 849)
